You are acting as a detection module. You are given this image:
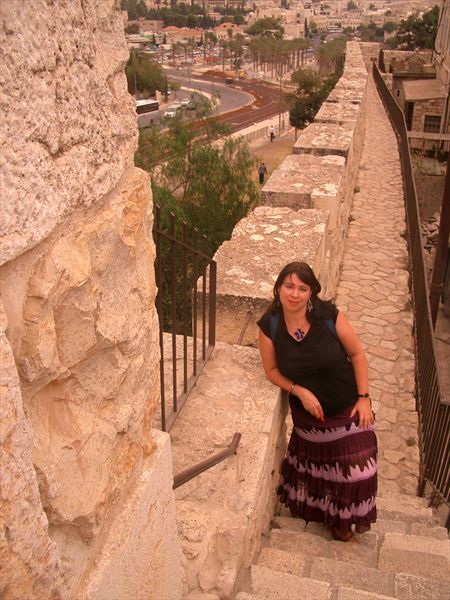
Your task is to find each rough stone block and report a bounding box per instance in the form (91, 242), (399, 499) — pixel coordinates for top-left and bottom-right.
(261, 154), (345, 214)
(310, 557), (395, 597)
(0, 1), (137, 265)
(213, 207), (329, 345)
(0, 302), (62, 600)
(315, 101), (361, 125)
(376, 495), (433, 523)
(77, 430), (183, 600)
(378, 533), (450, 580)
(293, 123), (355, 159)
(251, 565), (331, 599)
(257, 547), (310, 576)
(395, 572), (450, 600)
(0, 167), (160, 593)
(337, 588), (394, 600)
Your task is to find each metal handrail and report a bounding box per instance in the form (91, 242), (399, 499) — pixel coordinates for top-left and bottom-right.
(173, 433), (242, 489)
(372, 63), (450, 519)
(154, 205), (217, 432)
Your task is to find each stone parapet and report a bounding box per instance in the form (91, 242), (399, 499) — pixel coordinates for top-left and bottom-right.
(170, 342), (287, 599)
(315, 100), (360, 125)
(293, 122), (356, 158)
(262, 154), (346, 210)
(213, 206), (330, 346)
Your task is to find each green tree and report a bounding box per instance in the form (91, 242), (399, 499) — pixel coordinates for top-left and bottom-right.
(125, 53), (166, 96)
(136, 119), (258, 257)
(125, 23), (140, 34)
(287, 43), (344, 129)
(395, 5), (439, 50)
(347, 0), (357, 9)
(246, 17), (284, 38)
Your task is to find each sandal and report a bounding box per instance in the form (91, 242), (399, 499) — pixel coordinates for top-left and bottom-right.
(331, 528), (358, 543)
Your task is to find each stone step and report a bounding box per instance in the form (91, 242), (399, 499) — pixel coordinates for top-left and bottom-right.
(258, 547), (396, 597)
(267, 528), (377, 566)
(372, 517), (449, 540)
(272, 516), (378, 548)
(378, 533), (450, 581)
(250, 564), (331, 600)
(273, 513), (448, 542)
(394, 572), (450, 600)
(377, 494), (434, 523)
(336, 589), (395, 600)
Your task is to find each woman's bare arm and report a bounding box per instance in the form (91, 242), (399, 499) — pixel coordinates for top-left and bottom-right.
(335, 312), (373, 429)
(259, 328), (324, 420)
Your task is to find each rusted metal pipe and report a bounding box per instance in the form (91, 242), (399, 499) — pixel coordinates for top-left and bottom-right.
(173, 432), (242, 489)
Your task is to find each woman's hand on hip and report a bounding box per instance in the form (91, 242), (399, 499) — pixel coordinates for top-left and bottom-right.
(294, 386), (324, 421)
(350, 398), (373, 430)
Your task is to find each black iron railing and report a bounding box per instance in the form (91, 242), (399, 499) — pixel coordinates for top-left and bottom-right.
(153, 205), (217, 432)
(373, 63), (450, 518)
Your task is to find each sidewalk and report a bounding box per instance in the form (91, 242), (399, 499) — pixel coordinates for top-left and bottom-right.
(249, 127), (297, 185)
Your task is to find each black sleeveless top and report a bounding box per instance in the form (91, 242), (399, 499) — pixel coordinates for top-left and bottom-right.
(257, 309), (358, 417)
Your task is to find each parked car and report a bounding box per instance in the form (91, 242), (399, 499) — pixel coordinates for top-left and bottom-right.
(164, 109), (177, 118)
(180, 99), (190, 107)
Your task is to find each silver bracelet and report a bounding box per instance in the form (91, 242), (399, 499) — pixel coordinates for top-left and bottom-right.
(289, 382), (296, 394)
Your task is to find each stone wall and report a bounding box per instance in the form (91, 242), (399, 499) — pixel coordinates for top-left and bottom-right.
(265, 42), (366, 297)
(0, 2), (181, 598)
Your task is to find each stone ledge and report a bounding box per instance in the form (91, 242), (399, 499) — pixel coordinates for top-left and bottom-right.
(315, 101), (361, 126)
(261, 154), (345, 211)
(293, 122), (355, 159)
(213, 207), (329, 346)
(171, 342), (287, 599)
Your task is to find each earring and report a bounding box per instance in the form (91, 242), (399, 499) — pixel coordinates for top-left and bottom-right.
(307, 299), (313, 312)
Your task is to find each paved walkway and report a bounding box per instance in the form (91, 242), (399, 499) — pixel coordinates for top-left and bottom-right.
(336, 75), (420, 497)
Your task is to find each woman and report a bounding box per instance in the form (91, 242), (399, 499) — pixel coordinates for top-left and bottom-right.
(257, 261), (377, 542)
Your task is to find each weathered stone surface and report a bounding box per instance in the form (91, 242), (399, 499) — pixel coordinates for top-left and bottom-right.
(378, 533), (450, 580)
(171, 342), (287, 598)
(315, 100), (361, 125)
(395, 572), (450, 600)
(0, 0), (137, 265)
(77, 430), (183, 600)
(0, 301), (62, 600)
(293, 122), (355, 159)
(251, 565), (332, 600)
(213, 207), (329, 345)
(1, 167), (160, 594)
(261, 154), (345, 211)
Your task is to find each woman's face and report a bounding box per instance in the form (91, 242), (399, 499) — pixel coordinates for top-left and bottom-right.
(278, 273), (312, 315)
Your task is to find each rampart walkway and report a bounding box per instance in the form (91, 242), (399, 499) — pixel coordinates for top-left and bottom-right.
(336, 74), (419, 497)
(170, 67), (449, 599)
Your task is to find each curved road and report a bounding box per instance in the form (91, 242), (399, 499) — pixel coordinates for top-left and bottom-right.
(138, 71), (284, 132)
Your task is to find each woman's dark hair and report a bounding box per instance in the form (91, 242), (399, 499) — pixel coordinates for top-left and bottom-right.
(268, 261), (336, 322)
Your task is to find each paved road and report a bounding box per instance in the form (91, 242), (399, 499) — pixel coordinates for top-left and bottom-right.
(137, 73), (286, 132)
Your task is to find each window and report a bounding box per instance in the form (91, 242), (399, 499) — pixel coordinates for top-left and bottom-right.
(424, 115), (441, 133)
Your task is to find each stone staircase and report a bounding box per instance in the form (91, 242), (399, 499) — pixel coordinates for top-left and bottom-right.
(235, 492), (450, 600)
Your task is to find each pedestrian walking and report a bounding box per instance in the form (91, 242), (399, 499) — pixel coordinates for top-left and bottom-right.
(269, 125), (275, 143)
(258, 162), (268, 184)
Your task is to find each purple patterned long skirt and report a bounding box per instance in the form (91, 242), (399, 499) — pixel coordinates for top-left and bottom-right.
(277, 398), (378, 536)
